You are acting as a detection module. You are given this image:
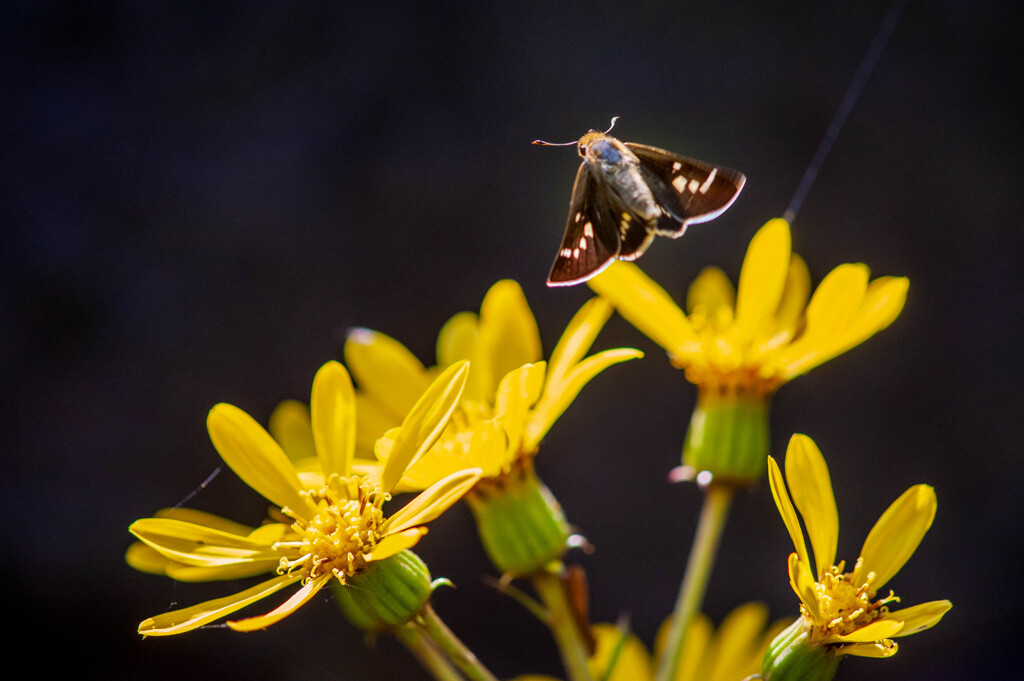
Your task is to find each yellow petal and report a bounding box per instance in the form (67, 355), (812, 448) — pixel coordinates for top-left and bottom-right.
(676, 613), (713, 681)
(853, 484), (936, 592)
(787, 552), (821, 622)
(126, 542), (172, 575)
(247, 522), (291, 544)
(166, 560), (282, 582)
(268, 400), (316, 463)
(310, 360), (356, 479)
(227, 573), (331, 632)
(734, 219), (791, 342)
(822, 618), (904, 644)
(784, 434), (838, 577)
(139, 572), (302, 636)
(781, 276), (909, 379)
(685, 266), (735, 316)
(387, 420), (506, 491)
(526, 348), (643, 451)
(478, 280), (543, 395)
(437, 311), (487, 402)
(588, 261), (697, 355)
(367, 527), (429, 562)
(381, 361), (469, 492)
(495, 362), (546, 456)
(889, 600), (952, 637)
(839, 640), (898, 658)
(767, 457), (810, 569)
(355, 392), (401, 455)
(345, 328), (430, 420)
(207, 403), (313, 518)
(803, 263), (870, 336)
(152, 507), (254, 536)
(383, 468), (482, 534)
(546, 296), (614, 390)
(706, 602), (771, 681)
(129, 518), (285, 567)
(437, 311), (480, 367)
(772, 254), (811, 338)
(774, 263), (868, 375)
(588, 623), (654, 681)
(829, 275), (908, 351)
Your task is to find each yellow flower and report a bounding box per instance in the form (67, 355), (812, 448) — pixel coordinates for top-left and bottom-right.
(127, 360), (481, 635)
(588, 218), (908, 482)
(588, 218), (907, 395)
(345, 279), (642, 490)
(767, 434), (951, 658)
(513, 603), (788, 681)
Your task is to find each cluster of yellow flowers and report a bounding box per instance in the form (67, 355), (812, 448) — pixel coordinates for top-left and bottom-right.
(127, 218), (949, 681)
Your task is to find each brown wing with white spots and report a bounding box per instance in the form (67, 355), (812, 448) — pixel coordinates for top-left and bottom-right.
(627, 143), (745, 237)
(547, 163), (621, 286)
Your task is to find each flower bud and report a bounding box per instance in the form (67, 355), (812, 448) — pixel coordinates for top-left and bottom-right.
(465, 458), (570, 576)
(761, 619), (839, 681)
(333, 549), (435, 630)
(682, 391), (771, 484)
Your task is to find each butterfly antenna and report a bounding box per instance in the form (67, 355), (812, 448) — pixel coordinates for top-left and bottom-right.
(533, 116), (621, 146)
(783, 0), (907, 225)
(532, 137), (578, 146)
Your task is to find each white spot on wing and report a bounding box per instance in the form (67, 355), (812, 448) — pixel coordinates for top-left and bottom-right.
(699, 168), (717, 194)
(672, 176), (688, 192)
(579, 236), (587, 250)
(583, 222), (594, 237)
(688, 178), (700, 193)
(573, 247), (580, 258)
(672, 162), (682, 171)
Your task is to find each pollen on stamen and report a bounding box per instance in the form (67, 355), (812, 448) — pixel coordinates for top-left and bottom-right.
(290, 477), (389, 581)
(809, 561), (900, 641)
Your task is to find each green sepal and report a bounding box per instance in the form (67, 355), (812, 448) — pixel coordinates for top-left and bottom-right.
(465, 458), (570, 576)
(333, 549), (434, 630)
(761, 619), (840, 681)
(682, 392), (771, 483)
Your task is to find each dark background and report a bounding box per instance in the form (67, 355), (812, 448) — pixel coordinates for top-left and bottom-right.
(3, 1), (1020, 679)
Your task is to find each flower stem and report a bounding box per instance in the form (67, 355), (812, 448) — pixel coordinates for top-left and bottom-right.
(654, 483), (735, 681)
(396, 624), (467, 681)
(532, 569), (594, 681)
(416, 603), (499, 681)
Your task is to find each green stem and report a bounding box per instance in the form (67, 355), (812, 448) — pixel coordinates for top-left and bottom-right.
(532, 569), (594, 681)
(396, 624), (467, 681)
(654, 484), (735, 681)
(417, 603), (499, 681)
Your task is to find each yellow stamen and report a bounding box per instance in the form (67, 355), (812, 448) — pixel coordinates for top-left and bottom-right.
(806, 559), (900, 641)
(277, 476), (390, 584)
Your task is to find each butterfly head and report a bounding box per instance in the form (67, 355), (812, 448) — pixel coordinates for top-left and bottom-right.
(577, 130), (609, 158)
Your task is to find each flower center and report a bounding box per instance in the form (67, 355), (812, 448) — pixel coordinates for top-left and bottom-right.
(808, 560), (899, 641)
(673, 306), (789, 396)
(280, 476), (389, 583)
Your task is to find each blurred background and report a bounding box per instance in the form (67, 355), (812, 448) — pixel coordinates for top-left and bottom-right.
(3, 1), (1019, 679)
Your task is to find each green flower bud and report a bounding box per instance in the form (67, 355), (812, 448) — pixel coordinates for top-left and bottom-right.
(465, 458), (570, 576)
(761, 619), (840, 681)
(683, 391), (771, 484)
(333, 549), (436, 630)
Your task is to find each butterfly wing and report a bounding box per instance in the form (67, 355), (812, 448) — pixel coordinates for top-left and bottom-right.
(626, 143), (746, 237)
(607, 196), (655, 261)
(547, 163), (622, 286)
